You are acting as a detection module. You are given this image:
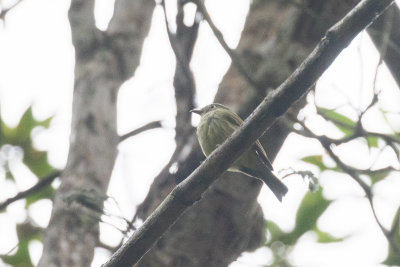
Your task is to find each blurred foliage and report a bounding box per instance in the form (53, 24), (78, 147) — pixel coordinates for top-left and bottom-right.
(265, 189), (343, 266)
(301, 155), (331, 171)
(316, 107), (356, 136)
(1, 222), (42, 267)
(0, 106), (55, 266)
(265, 99), (400, 266)
(367, 167), (397, 185)
(0, 107), (53, 179)
(266, 189), (333, 246)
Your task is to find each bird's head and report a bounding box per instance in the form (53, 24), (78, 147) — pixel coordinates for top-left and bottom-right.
(190, 103), (229, 117)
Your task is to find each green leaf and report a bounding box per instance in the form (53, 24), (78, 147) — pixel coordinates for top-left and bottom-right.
(265, 220), (285, 244)
(25, 185), (54, 207)
(4, 163), (14, 181)
(0, 222), (41, 267)
(317, 107), (356, 136)
(301, 155), (328, 171)
(23, 148), (53, 178)
(0, 106), (54, 177)
(292, 189), (331, 241)
(368, 167), (394, 184)
(266, 189), (333, 246)
(3, 107), (51, 143)
(366, 136), (379, 148)
(0, 107), (54, 265)
(314, 228), (344, 243)
(1, 239), (33, 267)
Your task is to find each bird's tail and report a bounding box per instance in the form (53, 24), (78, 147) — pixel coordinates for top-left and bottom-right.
(260, 171), (288, 202)
(240, 167), (288, 202)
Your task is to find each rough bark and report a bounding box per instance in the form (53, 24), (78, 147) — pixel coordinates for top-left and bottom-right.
(170, 1), (199, 148)
(38, 1), (155, 266)
(136, 1), (359, 266)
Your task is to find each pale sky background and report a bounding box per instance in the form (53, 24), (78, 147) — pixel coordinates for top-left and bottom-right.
(0, 0), (400, 266)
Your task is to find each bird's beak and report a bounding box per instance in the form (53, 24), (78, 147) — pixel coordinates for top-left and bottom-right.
(190, 108), (202, 115)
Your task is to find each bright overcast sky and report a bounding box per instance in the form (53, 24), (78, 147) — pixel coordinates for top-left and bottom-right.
(0, 0), (400, 266)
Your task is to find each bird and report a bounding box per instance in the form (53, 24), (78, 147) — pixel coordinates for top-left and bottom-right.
(190, 103), (288, 201)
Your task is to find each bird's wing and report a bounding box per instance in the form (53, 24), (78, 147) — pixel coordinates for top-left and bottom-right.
(254, 141), (274, 170)
(223, 109), (274, 170)
(223, 110), (243, 127)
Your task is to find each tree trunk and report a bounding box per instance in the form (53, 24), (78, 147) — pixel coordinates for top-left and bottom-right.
(38, 1), (155, 266)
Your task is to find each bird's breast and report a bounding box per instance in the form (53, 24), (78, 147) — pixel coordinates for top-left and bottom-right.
(197, 113), (234, 156)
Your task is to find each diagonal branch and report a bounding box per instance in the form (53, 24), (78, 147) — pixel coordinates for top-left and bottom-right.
(193, 0), (262, 90)
(292, 118), (400, 255)
(102, 0), (394, 266)
(0, 0), (23, 21)
(161, 0), (198, 86)
(323, 143), (400, 254)
(367, 4), (400, 88)
(0, 170), (61, 211)
(119, 121), (162, 143)
(294, 101), (400, 254)
(161, 0), (199, 147)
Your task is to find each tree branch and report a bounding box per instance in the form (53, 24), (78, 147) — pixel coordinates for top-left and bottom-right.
(106, 0), (156, 80)
(161, 0), (198, 86)
(294, 112), (400, 146)
(119, 121), (162, 143)
(0, 0), (23, 21)
(292, 118), (400, 255)
(130, 1), (201, 227)
(323, 143), (400, 254)
(68, 0), (98, 58)
(0, 171), (61, 211)
(161, 0), (199, 147)
(102, 0), (394, 266)
(368, 4), (400, 88)
(193, 0), (262, 90)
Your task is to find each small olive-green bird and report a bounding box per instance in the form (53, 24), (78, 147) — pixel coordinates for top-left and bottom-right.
(191, 103), (288, 201)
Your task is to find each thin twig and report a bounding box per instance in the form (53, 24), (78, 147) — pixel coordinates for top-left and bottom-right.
(0, 0), (23, 21)
(160, 0), (198, 84)
(292, 117), (399, 170)
(160, 0), (198, 146)
(389, 206), (400, 236)
(192, 0), (262, 90)
(295, 119), (400, 255)
(289, 112), (400, 146)
(312, 86), (399, 146)
(0, 170), (61, 211)
(367, 4), (400, 88)
(325, 143), (400, 255)
(119, 121), (162, 143)
(375, 5), (394, 63)
(368, 4), (393, 113)
(98, 241), (118, 252)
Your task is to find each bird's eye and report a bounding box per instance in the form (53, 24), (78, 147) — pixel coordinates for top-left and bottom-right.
(210, 105), (215, 109)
